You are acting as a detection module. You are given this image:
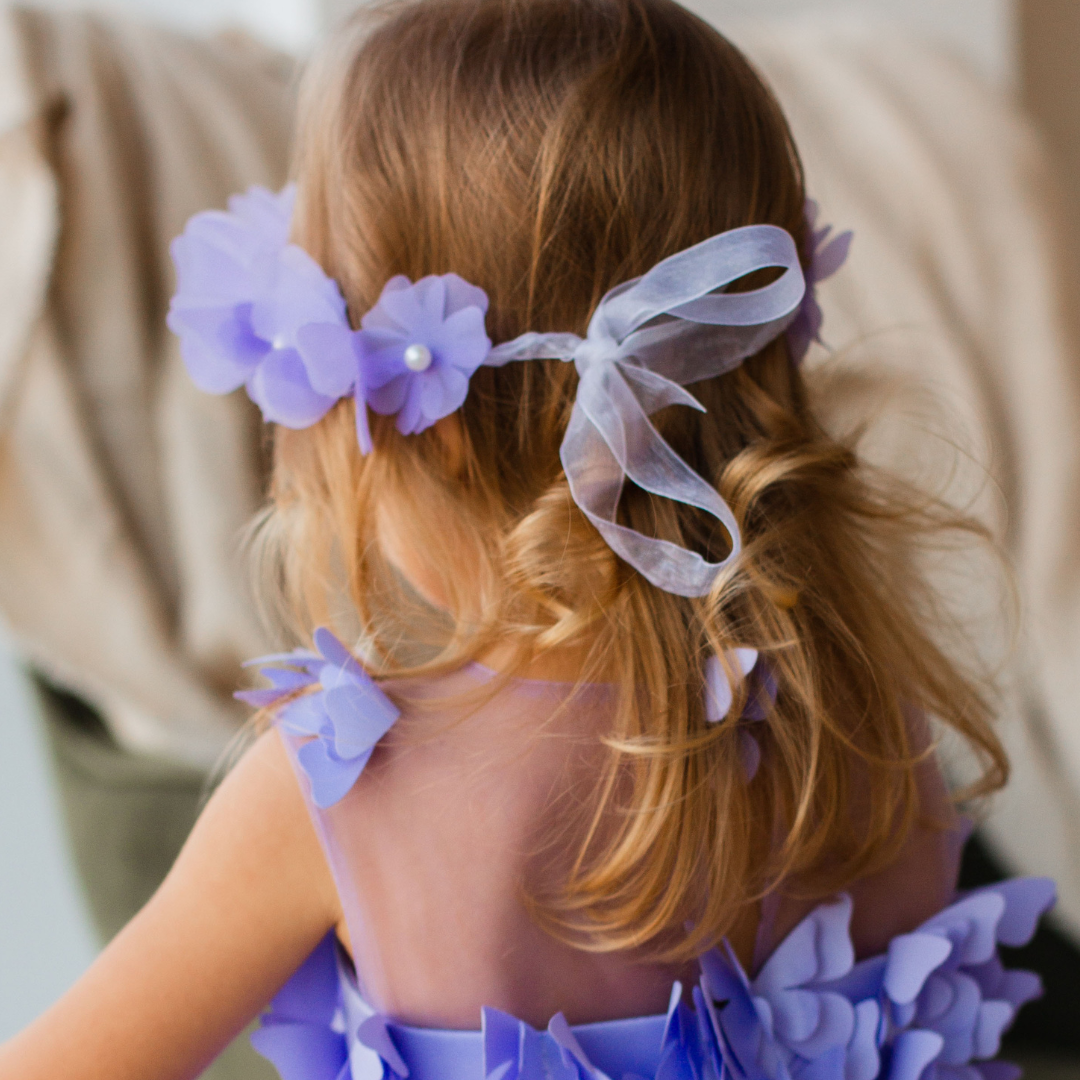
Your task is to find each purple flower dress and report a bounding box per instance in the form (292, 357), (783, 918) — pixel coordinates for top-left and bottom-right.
(239, 633), (1053, 1080)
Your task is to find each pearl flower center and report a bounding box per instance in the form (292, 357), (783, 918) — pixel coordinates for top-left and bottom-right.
(403, 343), (433, 372)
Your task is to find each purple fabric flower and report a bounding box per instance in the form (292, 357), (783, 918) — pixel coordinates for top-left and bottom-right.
(238, 628), (400, 809)
(786, 200), (853, 364)
(168, 185), (370, 441)
(253, 931), (411, 1080)
(251, 932), (350, 1080)
(700, 895), (865, 1080)
(698, 879), (1054, 1080)
(823, 878), (1054, 1080)
(703, 650), (776, 780)
(357, 274), (492, 436)
(704, 649), (759, 723)
(877, 880), (1053, 1077)
(251, 880), (1051, 1080)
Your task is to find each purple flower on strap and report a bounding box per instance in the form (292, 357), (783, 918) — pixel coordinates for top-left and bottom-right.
(168, 185), (371, 444)
(357, 274), (492, 436)
(787, 200), (853, 364)
(238, 628), (399, 809)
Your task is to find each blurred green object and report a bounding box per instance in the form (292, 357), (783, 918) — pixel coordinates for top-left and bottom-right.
(34, 676), (276, 1080)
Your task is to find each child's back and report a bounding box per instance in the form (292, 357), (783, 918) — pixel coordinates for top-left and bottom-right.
(259, 654), (965, 1035)
(317, 667), (693, 1027)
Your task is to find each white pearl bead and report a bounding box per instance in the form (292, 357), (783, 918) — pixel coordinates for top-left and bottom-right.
(403, 343), (433, 372)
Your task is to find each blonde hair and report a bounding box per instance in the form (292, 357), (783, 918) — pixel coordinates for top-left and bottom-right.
(255, 0), (1007, 961)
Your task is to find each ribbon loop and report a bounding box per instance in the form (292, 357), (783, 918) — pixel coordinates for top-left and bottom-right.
(598, 225), (804, 338)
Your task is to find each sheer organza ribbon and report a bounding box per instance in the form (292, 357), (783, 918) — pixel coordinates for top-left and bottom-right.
(170, 187), (813, 599)
(486, 226), (805, 597)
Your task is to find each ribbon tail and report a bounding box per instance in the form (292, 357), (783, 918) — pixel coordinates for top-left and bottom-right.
(561, 398), (738, 598)
(583, 364), (740, 544)
(618, 362), (706, 415)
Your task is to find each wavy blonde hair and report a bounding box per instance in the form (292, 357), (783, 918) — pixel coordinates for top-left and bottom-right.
(255, 0), (1008, 961)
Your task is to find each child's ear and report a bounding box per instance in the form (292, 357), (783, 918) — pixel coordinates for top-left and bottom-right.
(434, 414), (466, 476)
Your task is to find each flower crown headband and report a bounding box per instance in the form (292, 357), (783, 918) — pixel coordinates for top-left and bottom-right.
(168, 186), (850, 599)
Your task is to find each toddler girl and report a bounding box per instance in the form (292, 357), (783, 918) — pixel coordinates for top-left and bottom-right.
(0, 0), (1053, 1077)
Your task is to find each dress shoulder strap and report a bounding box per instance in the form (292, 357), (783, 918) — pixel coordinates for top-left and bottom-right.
(238, 627), (400, 809)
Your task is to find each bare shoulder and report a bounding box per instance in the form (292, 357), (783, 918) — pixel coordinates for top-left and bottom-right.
(846, 753), (962, 955)
(0, 728), (341, 1080)
(760, 749), (963, 963)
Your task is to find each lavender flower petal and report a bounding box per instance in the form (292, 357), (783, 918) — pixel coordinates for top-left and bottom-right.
(396, 384), (426, 436)
(360, 276), (412, 332)
(787, 200), (852, 364)
(971, 1001), (1013, 1061)
(229, 184), (295, 244)
(889, 1030), (945, 1080)
(296, 322), (362, 400)
(739, 731), (762, 781)
(356, 273), (492, 435)
(704, 649), (758, 723)
(278, 694), (330, 739)
(298, 738), (371, 810)
(247, 349), (338, 428)
(355, 1015), (410, 1077)
(251, 245), (349, 351)
(442, 274), (490, 316)
(250, 932), (348, 1080)
(846, 1000), (881, 1080)
(882, 934), (953, 1006)
(323, 683), (400, 756)
(312, 627), (366, 678)
(440, 306), (493, 371)
(251, 1022), (349, 1080)
(265, 932), (341, 1024)
(755, 896), (854, 994)
(167, 304), (267, 393)
(377, 279), (430, 331)
(812, 232), (853, 282)
(234, 687), (292, 709)
(987, 879), (1056, 947)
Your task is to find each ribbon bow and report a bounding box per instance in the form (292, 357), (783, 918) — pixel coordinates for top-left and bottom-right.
(486, 226), (805, 597)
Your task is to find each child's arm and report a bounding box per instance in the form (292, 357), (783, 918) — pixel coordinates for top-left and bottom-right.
(0, 730), (342, 1080)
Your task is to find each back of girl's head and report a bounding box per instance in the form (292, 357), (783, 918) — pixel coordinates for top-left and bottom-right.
(263, 0), (1007, 959)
